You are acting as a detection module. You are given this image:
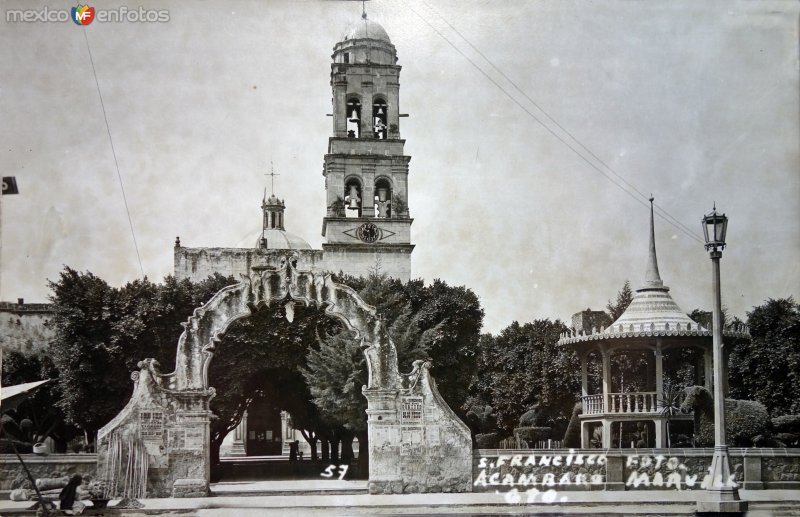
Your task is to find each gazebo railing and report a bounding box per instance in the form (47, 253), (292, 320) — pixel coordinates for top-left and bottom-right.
(582, 392), (661, 415)
(582, 394), (604, 415)
(609, 392), (659, 414)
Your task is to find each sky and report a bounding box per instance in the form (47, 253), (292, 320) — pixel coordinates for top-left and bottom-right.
(0, 0), (798, 334)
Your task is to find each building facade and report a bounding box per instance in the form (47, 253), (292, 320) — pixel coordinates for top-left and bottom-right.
(208, 18), (415, 457)
(175, 19), (413, 285)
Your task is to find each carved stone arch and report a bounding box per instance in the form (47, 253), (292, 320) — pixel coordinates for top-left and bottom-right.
(96, 255), (471, 498)
(172, 255), (396, 392)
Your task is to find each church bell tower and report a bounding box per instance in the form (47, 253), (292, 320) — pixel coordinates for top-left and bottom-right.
(321, 16), (414, 280)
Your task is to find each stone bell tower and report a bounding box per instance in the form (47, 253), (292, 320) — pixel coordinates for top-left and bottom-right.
(321, 16), (414, 280)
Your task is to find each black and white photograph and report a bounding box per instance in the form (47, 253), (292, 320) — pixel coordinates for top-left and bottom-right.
(1, 1), (798, 515)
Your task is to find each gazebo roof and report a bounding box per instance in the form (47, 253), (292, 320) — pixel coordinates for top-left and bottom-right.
(559, 199), (749, 347)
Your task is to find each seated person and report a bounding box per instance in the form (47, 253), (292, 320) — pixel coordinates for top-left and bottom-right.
(59, 475), (86, 515)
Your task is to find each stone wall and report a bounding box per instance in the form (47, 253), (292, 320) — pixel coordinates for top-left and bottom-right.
(320, 244), (412, 281)
(0, 301), (54, 355)
(173, 247), (325, 283)
(0, 454), (97, 491)
(96, 363), (213, 498)
(365, 360), (473, 494)
(473, 448), (800, 492)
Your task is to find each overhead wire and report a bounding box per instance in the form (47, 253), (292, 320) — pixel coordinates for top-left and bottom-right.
(400, 0), (705, 244)
(83, 28), (146, 277)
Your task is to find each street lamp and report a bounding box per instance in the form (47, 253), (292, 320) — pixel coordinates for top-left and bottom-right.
(698, 205), (747, 514)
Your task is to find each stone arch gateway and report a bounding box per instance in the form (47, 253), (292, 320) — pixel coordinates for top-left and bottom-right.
(97, 255), (472, 497)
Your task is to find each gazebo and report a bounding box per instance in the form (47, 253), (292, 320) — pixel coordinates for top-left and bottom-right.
(558, 200), (749, 448)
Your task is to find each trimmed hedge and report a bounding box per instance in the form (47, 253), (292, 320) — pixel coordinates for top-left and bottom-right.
(773, 415), (800, 433)
(683, 386), (769, 446)
(475, 433), (499, 448)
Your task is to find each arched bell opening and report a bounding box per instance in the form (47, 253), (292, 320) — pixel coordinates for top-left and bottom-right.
(372, 97), (387, 139)
(373, 177), (392, 218)
(346, 97), (362, 138)
(344, 177), (362, 218)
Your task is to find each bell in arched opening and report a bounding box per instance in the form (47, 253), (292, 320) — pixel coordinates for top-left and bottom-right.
(346, 98), (362, 138)
(373, 98), (387, 139)
(344, 179), (362, 217)
(374, 178), (392, 218)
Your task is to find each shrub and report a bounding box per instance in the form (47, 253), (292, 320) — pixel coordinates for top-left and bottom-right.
(514, 427), (551, 447)
(772, 415), (800, 433)
(475, 433), (499, 448)
(562, 402), (582, 448)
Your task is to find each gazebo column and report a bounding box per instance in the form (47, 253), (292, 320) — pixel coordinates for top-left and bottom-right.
(654, 341), (667, 448)
(703, 348), (713, 391)
(655, 340), (664, 408)
(601, 420), (612, 449)
(601, 347), (611, 414)
(581, 421), (590, 449)
(655, 418), (667, 449)
(600, 347), (613, 448)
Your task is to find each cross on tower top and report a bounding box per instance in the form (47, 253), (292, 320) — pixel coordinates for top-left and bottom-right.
(264, 161), (280, 195)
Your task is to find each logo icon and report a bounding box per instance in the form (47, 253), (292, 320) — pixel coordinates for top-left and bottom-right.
(71, 4), (95, 25)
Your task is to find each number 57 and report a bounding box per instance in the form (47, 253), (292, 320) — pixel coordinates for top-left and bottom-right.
(321, 464), (349, 480)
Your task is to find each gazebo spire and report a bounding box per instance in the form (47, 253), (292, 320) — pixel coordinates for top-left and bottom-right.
(643, 197), (664, 289)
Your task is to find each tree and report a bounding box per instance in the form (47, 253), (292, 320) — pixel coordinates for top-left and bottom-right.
(330, 272), (484, 415)
(304, 272), (484, 472)
(47, 268), (236, 442)
(728, 297), (800, 416)
(206, 302), (341, 468)
(473, 319), (576, 434)
(606, 280), (633, 321)
(0, 350), (77, 452)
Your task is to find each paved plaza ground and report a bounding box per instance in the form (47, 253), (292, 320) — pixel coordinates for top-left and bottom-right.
(0, 482), (798, 516)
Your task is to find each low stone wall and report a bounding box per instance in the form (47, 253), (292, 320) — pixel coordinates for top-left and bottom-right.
(474, 448), (800, 493)
(0, 454), (97, 491)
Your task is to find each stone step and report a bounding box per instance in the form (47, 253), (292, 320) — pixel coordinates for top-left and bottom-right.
(209, 480), (368, 498)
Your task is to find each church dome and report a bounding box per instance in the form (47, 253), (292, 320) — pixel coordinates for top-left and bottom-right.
(258, 229), (312, 250)
(235, 228), (312, 250)
(341, 19), (391, 44)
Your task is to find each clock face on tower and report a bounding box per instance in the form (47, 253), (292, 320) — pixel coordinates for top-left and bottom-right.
(356, 222), (380, 243)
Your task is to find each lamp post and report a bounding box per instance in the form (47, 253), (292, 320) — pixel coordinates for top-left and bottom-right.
(698, 205), (747, 514)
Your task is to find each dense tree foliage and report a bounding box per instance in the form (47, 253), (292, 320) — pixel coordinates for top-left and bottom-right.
(47, 268), (235, 440)
(303, 272), (484, 467)
(322, 273), (484, 416)
(471, 319), (575, 434)
(0, 350), (77, 452)
(207, 303), (342, 466)
(729, 297), (800, 416)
